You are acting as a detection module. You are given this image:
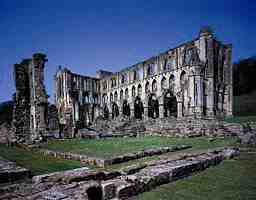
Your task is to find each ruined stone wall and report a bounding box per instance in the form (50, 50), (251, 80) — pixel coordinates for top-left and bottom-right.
(54, 28), (233, 133)
(99, 28), (233, 121)
(55, 68), (101, 135)
(13, 60), (31, 142)
(13, 53), (49, 143)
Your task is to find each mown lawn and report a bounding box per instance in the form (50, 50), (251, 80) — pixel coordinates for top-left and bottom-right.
(0, 144), (82, 175)
(225, 115), (256, 124)
(42, 136), (238, 159)
(135, 151), (256, 200)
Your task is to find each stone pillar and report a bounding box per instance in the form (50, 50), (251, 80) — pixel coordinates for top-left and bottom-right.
(206, 77), (215, 118)
(130, 102), (135, 118)
(191, 65), (204, 118)
(177, 101), (183, 118)
(159, 96), (164, 118)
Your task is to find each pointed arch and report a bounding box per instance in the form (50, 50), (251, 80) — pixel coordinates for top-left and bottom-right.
(137, 84), (142, 97)
(161, 77), (167, 90)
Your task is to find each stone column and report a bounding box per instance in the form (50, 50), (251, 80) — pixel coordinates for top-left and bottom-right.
(177, 101), (183, 118)
(206, 77), (215, 118)
(191, 65), (204, 118)
(130, 102), (135, 118)
(158, 96), (164, 118)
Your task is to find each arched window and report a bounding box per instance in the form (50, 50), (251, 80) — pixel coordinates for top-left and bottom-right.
(110, 93), (113, 102)
(133, 70), (137, 81)
(114, 91), (118, 102)
(137, 84), (142, 97)
(102, 94), (108, 104)
(152, 79), (157, 92)
(147, 63), (154, 76)
(169, 74), (175, 93)
(120, 90), (123, 101)
(121, 73), (127, 84)
(145, 82), (150, 94)
(125, 88), (129, 99)
(132, 86), (136, 97)
(161, 77), (167, 90)
(180, 71), (187, 90)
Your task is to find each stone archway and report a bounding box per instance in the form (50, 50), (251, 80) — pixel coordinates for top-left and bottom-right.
(134, 96), (144, 119)
(103, 104), (109, 119)
(148, 94), (159, 118)
(112, 102), (119, 119)
(122, 100), (130, 117)
(164, 91), (177, 117)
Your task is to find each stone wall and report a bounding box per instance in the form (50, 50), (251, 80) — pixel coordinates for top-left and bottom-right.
(13, 53), (49, 143)
(54, 28), (233, 135)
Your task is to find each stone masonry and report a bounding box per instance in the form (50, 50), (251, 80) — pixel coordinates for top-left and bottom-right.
(13, 53), (49, 143)
(55, 28), (233, 135)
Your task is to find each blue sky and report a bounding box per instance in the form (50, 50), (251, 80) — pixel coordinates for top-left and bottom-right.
(0, 0), (255, 103)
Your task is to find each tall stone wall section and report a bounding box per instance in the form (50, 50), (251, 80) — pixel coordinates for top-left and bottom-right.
(13, 53), (49, 143)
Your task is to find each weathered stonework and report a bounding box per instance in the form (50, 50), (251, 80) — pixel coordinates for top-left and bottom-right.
(0, 148), (239, 200)
(55, 28), (233, 135)
(54, 68), (100, 137)
(13, 53), (49, 143)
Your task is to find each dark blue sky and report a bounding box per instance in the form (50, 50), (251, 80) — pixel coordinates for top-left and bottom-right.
(0, 0), (255, 103)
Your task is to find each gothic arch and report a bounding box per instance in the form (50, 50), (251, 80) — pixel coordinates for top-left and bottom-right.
(125, 88), (129, 99)
(169, 74), (175, 93)
(145, 82), (150, 94)
(134, 96), (144, 119)
(122, 100), (130, 117)
(103, 104), (109, 119)
(161, 77), (167, 90)
(110, 93), (113, 102)
(180, 70), (187, 91)
(112, 102), (119, 119)
(137, 84), (142, 97)
(114, 91), (118, 102)
(120, 89), (124, 101)
(152, 79), (157, 92)
(163, 90), (177, 117)
(132, 86), (136, 97)
(148, 93), (159, 118)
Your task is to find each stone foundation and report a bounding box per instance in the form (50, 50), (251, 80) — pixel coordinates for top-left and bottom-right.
(0, 156), (30, 184)
(0, 148), (239, 200)
(38, 145), (191, 167)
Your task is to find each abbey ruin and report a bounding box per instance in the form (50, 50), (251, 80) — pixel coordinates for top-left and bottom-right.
(12, 28), (233, 142)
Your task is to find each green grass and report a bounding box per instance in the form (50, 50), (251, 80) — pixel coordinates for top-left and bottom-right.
(43, 136), (238, 159)
(0, 137), (239, 175)
(225, 115), (256, 124)
(136, 151), (256, 200)
(0, 144), (82, 175)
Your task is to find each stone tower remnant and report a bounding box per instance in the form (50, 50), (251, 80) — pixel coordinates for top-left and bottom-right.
(13, 53), (48, 143)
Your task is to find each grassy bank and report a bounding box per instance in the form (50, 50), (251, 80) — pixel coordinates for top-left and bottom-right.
(0, 144), (82, 175)
(136, 151), (256, 200)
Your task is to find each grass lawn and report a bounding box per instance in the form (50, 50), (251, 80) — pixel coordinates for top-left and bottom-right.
(225, 115), (256, 124)
(42, 136), (238, 159)
(0, 137), (239, 175)
(135, 151), (256, 200)
(0, 144), (82, 175)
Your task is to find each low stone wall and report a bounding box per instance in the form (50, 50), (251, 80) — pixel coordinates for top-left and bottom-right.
(0, 156), (30, 184)
(0, 148), (239, 200)
(101, 148), (239, 200)
(91, 116), (247, 138)
(39, 145), (191, 167)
